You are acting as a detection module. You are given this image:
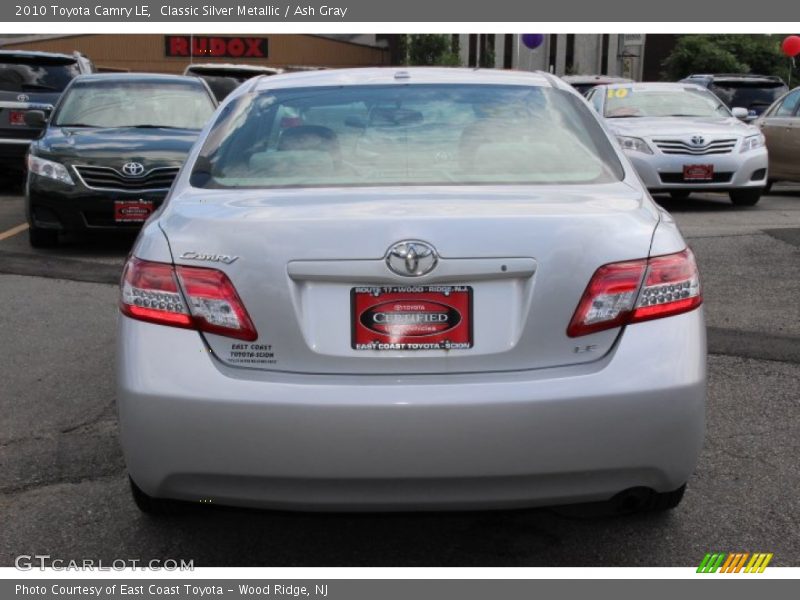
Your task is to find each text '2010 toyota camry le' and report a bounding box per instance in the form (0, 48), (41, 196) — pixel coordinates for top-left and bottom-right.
(116, 68), (706, 514)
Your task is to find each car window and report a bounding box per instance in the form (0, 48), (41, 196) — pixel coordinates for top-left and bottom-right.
(588, 89), (603, 113)
(709, 82), (788, 112)
(193, 84), (625, 189)
(604, 87), (730, 118)
(195, 75), (250, 101)
(772, 89), (800, 117)
(53, 80), (216, 129)
(571, 83), (595, 95)
(0, 57), (81, 93)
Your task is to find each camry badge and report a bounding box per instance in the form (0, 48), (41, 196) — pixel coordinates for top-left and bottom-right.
(121, 162), (145, 177)
(180, 251), (239, 265)
(386, 240), (438, 277)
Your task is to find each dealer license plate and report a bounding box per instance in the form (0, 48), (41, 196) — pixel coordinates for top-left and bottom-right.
(114, 200), (154, 223)
(683, 164), (714, 181)
(351, 285), (473, 351)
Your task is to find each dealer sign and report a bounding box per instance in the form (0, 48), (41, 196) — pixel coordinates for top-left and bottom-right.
(165, 36), (268, 58)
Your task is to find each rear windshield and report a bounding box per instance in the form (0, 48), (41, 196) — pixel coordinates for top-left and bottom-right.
(192, 73), (258, 101)
(709, 82), (788, 112)
(0, 57), (80, 93)
(193, 84), (624, 189)
(53, 80), (216, 129)
(570, 83), (597, 95)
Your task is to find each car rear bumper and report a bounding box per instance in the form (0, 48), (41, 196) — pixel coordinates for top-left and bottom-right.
(116, 309), (707, 511)
(626, 148), (768, 191)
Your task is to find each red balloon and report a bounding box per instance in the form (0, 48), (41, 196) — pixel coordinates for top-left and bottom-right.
(781, 35), (800, 57)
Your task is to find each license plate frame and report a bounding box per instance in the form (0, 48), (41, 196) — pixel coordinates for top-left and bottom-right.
(351, 285), (473, 351)
(682, 164), (714, 181)
(114, 199), (154, 223)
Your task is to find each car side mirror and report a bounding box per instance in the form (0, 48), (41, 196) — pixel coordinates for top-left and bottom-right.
(24, 110), (47, 128)
(731, 107), (749, 120)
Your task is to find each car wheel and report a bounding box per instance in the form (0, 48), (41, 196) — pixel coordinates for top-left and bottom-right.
(129, 477), (185, 516)
(612, 484), (687, 514)
(729, 189), (762, 206)
(28, 225), (59, 248)
(669, 191), (691, 200)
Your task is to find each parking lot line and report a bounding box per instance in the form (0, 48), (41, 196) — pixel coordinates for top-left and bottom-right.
(0, 223), (29, 241)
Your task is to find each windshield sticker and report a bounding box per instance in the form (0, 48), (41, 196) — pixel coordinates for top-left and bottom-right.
(608, 88), (632, 99)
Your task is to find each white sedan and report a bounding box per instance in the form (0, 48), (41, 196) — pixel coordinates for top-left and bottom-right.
(587, 82), (768, 205)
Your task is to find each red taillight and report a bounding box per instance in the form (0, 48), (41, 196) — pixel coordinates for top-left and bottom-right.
(120, 257), (258, 341)
(567, 249), (702, 337)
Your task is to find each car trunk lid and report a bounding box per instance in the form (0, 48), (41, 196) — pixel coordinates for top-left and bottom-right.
(160, 182), (659, 375)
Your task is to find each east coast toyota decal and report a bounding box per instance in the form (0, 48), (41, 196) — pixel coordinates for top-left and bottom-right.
(351, 286), (473, 351)
(164, 36), (268, 58)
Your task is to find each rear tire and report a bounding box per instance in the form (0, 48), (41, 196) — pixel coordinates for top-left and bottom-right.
(28, 225), (58, 248)
(129, 477), (185, 516)
(669, 190), (691, 200)
(729, 189), (762, 206)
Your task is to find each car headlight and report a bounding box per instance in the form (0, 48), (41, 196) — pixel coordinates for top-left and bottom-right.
(740, 133), (766, 153)
(27, 154), (74, 185)
(616, 136), (653, 155)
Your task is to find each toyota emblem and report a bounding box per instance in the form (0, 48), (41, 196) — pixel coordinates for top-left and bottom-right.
(386, 241), (438, 277)
(690, 135), (705, 146)
(121, 162), (145, 177)
(16, 94), (30, 102)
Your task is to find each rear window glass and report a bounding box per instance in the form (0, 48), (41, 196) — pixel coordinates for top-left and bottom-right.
(0, 57), (80, 93)
(193, 84), (624, 189)
(710, 82), (788, 112)
(194, 74), (249, 101)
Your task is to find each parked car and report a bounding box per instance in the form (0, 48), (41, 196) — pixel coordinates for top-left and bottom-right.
(754, 86), (800, 190)
(118, 68), (706, 515)
(25, 73), (217, 247)
(0, 50), (94, 176)
(587, 82), (768, 205)
(681, 74), (788, 120)
(562, 74), (632, 96)
(184, 63), (283, 101)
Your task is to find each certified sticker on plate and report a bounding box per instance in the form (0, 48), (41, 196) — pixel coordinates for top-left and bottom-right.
(351, 285), (473, 351)
(683, 164), (714, 181)
(114, 200), (154, 223)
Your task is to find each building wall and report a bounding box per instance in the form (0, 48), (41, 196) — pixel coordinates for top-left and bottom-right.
(457, 33), (645, 80)
(1, 34), (390, 73)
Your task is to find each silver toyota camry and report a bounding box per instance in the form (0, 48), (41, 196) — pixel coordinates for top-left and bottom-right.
(587, 82), (768, 206)
(116, 68), (706, 514)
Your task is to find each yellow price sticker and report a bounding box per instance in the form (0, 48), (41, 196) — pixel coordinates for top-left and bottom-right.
(607, 88), (630, 99)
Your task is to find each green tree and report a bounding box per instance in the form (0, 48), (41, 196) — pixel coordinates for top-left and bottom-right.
(662, 34), (798, 82)
(403, 34), (460, 66)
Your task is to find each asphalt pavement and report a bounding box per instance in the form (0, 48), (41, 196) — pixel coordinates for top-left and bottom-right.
(0, 188), (798, 566)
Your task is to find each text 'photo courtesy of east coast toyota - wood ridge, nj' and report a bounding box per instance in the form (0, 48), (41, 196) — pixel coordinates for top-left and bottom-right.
(0, 0), (799, 596)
